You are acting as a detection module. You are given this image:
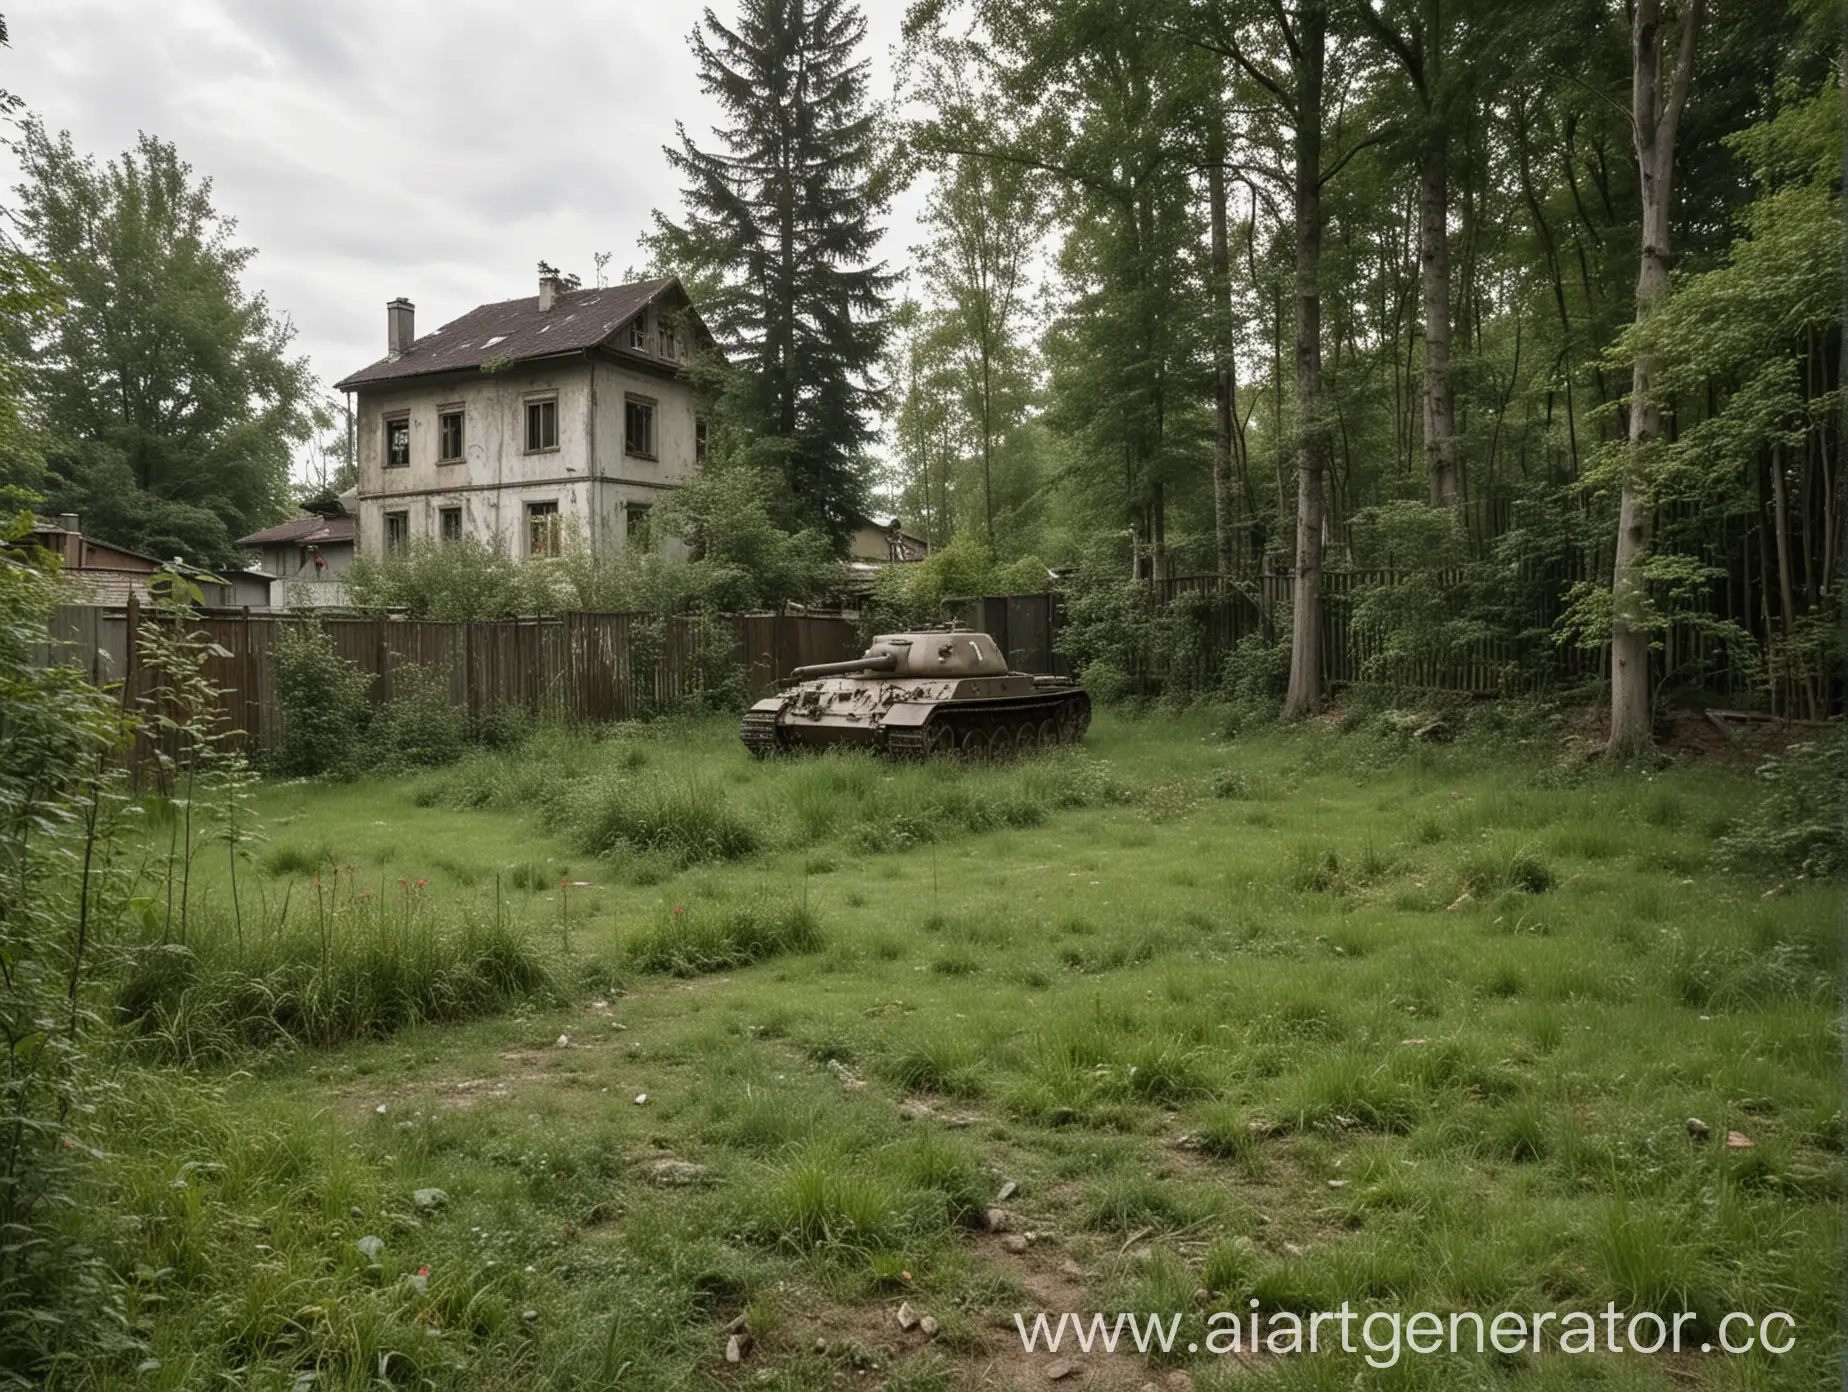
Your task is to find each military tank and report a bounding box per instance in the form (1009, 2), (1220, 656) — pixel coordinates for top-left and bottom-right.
(739, 624), (1090, 759)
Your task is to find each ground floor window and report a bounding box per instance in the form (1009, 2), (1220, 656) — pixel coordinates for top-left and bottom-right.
(385, 510), (409, 553)
(440, 506), (463, 542)
(526, 500), (560, 557)
(625, 502), (652, 544)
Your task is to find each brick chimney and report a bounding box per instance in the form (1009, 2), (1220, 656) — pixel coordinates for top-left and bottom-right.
(386, 298), (415, 358)
(538, 266), (564, 312)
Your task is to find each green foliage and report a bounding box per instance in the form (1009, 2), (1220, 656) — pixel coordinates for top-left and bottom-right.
(271, 621), (373, 778)
(0, 515), (139, 1378)
(620, 898), (823, 976)
(863, 535), (1047, 634)
(1716, 729), (1848, 881)
(12, 120), (315, 565)
(648, 0), (897, 548)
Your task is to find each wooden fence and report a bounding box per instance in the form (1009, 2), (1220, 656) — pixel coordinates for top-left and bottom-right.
(40, 603), (862, 753)
(948, 568), (1781, 702)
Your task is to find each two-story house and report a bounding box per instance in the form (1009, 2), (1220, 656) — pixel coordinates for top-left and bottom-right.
(334, 270), (714, 561)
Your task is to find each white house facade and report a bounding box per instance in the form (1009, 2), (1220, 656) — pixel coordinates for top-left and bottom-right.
(335, 271), (712, 563)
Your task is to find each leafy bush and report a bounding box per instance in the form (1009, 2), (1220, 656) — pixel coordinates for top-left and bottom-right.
(272, 620), (374, 776)
(1717, 729), (1847, 879)
(366, 662), (466, 771)
(569, 770), (761, 866)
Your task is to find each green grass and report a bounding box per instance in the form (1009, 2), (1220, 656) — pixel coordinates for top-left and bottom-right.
(77, 710), (1841, 1389)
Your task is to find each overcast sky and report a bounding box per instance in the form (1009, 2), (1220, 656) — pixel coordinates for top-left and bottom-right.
(4, 0), (926, 457)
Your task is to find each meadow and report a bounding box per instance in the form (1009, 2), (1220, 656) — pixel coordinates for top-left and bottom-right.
(90, 710), (1839, 1391)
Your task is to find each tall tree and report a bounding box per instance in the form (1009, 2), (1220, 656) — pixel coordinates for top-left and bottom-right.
(650, 0), (897, 551)
(1607, 0), (1703, 756)
(12, 121), (314, 565)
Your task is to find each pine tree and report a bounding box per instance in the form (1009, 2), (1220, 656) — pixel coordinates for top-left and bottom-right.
(650, 0), (897, 552)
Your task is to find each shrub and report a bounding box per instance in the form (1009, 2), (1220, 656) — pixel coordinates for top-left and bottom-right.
(271, 620), (374, 777)
(621, 899), (823, 976)
(570, 769), (760, 865)
(364, 662), (466, 771)
(1716, 729), (1847, 880)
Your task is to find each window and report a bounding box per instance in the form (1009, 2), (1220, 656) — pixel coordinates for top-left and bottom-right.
(384, 414), (410, 468)
(524, 397), (558, 453)
(625, 503), (652, 543)
(694, 416), (709, 464)
(438, 409), (465, 462)
(659, 324), (677, 360)
(526, 500), (560, 557)
(628, 314), (647, 349)
(439, 506), (463, 542)
(624, 397), (656, 458)
(385, 510), (409, 553)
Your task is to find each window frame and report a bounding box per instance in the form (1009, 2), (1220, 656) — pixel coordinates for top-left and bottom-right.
(523, 396), (559, 454)
(624, 395), (657, 460)
(437, 407), (465, 463)
(439, 506), (463, 543)
(384, 509), (410, 554)
(624, 502), (652, 544)
(694, 415), (709, 464)
(525, 500), (561, 558)
(383, 413), (411, 469)
(628, 314), (648, 350)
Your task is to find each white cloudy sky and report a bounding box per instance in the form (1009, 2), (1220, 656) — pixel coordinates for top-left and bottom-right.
(4, 0), (927, 444)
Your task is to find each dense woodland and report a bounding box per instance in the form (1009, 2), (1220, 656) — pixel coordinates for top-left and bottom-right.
(1, 2), (1842, 738)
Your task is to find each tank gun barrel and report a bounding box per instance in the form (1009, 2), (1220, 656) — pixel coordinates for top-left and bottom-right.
(788, 652), (899, 682)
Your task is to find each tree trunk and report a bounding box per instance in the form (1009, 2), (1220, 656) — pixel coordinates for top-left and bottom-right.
(1420, 141), (1459, 505)
(1283, 1), (1327, 721)
(1609, 0), (1701, 757)
(1208, 127), (1236, 577)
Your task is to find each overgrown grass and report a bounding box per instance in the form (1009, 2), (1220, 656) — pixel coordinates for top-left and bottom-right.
(82, 710), (1840, 1390)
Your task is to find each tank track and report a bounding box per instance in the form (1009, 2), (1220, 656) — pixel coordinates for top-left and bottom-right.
(739, 708), (786, 759)
(886, 690), (1092, 760)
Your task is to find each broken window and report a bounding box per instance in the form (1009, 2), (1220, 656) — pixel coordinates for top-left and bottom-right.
(526, 500), (560, 557)
(524, 398), (557, 453)
(629, 314), (648, 349)
(385, 510), (409, 553)
(625, 502), (652, 543)
(438, 409), (465, 462)
(439, 506), (463, 542)
(624, 398), (655, 457)
(694, 416), (709, 463)
(384, 414), (410, 468)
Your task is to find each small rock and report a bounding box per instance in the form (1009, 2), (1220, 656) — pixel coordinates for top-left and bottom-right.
(896, 1301), (920, 1331)
(555, 1034), (570, 1048)
(985, 1207), (1015, 1233)
(725, 1333), (751, 1363)
(1059, 1259), (1085, 1280)
(996, 1180), (1019, 1203)
(813, 1337), (827, 1353)
(1001, 1234), (1030, 1254)
(1326, 1179), (1348, 1189)
(1046, 1360), (1078, 1381)
(920, 1315), (940, 1337)
(348, 1205), (364, 1219)
(634, 1093), (648, 1105)
(521, 1309), (538, 1323)
(412, 1187), (449, 1213)
(355, 1235), (385, 1261)
(1726, 1130), (1754, 1149)
(1687, 1117), (1711, 1142)
(723, 1312), (750, 1335)
(374, 1104), (388, 1115)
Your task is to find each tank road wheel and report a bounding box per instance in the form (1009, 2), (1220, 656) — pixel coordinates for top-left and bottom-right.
(989, 725), (1016, 761)
(1038, 717), (1060, 748)
(921, 723), (952, 759)
(958, 727), (988, 762)
(1015, 720), (1040, 755)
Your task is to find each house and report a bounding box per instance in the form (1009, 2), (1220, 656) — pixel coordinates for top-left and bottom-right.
(847, 516), (928, 564)
(334, 269), (715, 562)
(26, 514), (270, 607)
(237, 492), (358, 608)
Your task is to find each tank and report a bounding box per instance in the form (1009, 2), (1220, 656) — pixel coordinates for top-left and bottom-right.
(739, 624), (1090, 759)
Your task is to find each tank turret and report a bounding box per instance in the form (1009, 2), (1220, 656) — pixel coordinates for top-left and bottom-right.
(739, 625), (1089, 760)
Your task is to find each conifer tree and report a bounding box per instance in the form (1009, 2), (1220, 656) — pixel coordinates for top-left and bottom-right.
(650, 0), (897, 551)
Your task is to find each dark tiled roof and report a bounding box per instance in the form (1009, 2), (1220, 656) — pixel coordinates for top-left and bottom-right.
(237, 512), (359, 548)
(334, 278), (681, 390)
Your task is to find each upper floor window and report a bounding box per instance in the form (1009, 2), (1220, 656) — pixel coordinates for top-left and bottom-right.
(629, 314), (648, 350)
(659, 324), (678, 360)
(385, 510), (409, 553)
(526, 500), (560, 557)
(525, 397), (558, 453)
(438, 409), (465, 463)
(384, 414), (410, 468)
(624, 397), (656, 458)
